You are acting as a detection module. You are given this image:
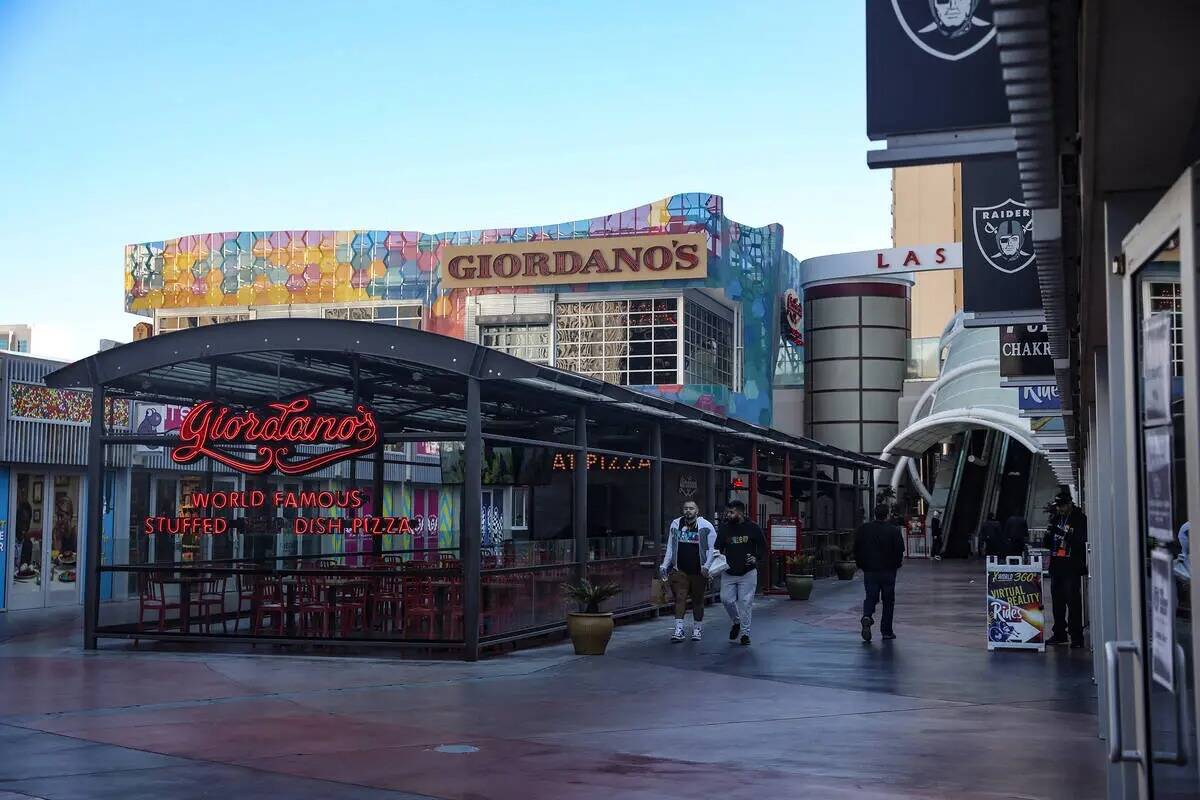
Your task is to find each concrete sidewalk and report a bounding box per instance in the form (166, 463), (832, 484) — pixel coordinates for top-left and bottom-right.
(0, 560), (1104, 799)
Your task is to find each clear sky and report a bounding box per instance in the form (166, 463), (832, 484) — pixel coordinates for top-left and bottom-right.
(0, 0), (890, 361)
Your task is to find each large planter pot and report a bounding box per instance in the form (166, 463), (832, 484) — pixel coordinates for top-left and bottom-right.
(834, 561), (857, 581)
(567, 612), (615, 655)
(785, 574), (814, 600)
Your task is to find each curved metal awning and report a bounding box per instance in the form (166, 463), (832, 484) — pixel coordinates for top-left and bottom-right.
(881, 408), (1043, 461)
(45, 319), (887, 470)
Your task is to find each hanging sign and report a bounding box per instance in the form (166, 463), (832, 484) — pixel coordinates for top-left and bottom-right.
(1017, 384), (1061, 413)
(963, 156), (1044, 319)
(171, 398), (379, 476)
(1000, 325), (1053, 378)
(986, 557), (1045, 651)
(867, 0), (1006, 140)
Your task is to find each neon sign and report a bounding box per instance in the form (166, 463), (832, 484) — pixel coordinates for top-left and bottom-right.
(144, 489), (414, 536)
(171, 398), (379, 476)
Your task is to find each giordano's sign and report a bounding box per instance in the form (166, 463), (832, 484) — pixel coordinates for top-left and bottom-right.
(440, 231), (707, 289)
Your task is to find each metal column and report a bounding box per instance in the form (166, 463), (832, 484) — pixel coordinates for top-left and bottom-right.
(574, 405), (588, 580)
(462, 377), (482, 661)
(84, 383), (105, 650)
(705, 434), (717, 520)
(372, 439), (385, 521)
(650, 423), (663, 542)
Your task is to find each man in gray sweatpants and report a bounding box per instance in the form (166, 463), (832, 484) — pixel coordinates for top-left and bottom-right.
(715, 500), (767, 646)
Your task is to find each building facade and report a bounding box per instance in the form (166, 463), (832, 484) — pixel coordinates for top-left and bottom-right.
(125, 193), (804, 432)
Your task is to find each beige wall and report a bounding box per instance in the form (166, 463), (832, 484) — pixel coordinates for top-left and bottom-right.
(892, 164), (963, 339)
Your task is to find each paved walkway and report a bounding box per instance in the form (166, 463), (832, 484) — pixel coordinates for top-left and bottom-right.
(0, 560), (1104, 799)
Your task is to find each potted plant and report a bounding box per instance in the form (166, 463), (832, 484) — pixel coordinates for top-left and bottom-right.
(784, 554), (815, 600)
(831, 545), (857, 581)
(562, 579), (622, 655)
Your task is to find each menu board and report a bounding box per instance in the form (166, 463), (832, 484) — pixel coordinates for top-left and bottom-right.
(769, 517), (800, 552)
(986, 558), (1045, 651)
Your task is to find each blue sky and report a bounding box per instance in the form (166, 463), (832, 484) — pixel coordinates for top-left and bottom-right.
(0, 0), (890, 360)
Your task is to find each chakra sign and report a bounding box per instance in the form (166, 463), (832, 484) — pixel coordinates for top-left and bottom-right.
(172, 398), (379, 476)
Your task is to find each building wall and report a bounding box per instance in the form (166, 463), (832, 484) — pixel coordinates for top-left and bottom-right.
(124, 193), (789, 427)
(892, 164), (963, 339)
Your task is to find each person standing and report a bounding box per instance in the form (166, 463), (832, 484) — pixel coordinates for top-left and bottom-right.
(659, 500), (718, 642)
(930, 511), (944, 561)
(1003, 513), (1030, 559)
(1043, 488), (1088, 648)
(981, 513), (1006, 558)
(715, 500), (766, 646)
(855, 504), (905, 642)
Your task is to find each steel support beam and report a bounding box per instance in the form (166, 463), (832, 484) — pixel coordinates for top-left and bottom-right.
(463, 376), (482, 661)
(573, 405), (588, 580)
(84, 383), (105, 650)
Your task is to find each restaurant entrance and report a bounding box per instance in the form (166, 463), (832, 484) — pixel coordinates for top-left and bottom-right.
(8, 471), (83, 610)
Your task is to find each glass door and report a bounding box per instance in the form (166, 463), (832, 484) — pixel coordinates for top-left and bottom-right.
(45, 475), (81, 607)
(1118, 166), (1200, 798)
(9, 473), (47, 610)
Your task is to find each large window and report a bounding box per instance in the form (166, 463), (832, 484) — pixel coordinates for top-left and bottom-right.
(324, 305), (421, 329)
(480, 324), (550, 365)
(157, 313), (250, 333)
(683, 300), (734, 387)
(1145, 280), (1184, 377)
(555, 298), (679, 385)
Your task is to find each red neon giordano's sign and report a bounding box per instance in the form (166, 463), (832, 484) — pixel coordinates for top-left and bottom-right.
(171, 398), (379, 476)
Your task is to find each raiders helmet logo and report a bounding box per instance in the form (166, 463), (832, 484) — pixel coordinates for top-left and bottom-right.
(892, 0), (995, 62)
(972, 199), (1035, 274)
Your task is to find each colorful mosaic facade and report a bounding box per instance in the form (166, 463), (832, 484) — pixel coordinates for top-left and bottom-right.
(125, 193), (788, 426)
(10, 383), (130, 427)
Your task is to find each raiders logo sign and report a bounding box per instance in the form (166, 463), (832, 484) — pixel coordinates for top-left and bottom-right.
(972, 199), (1035, 274)
(891, 0), (995, 62)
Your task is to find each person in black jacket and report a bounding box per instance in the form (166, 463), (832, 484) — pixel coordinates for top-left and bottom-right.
(981, 513), (1006, 557)
(854, 504), (905, 642)
(1003, 514), (1029, 558)
(715, 500), (767, 646)
(1043, 488), (1088, 648)
(930, 511), (944, 560)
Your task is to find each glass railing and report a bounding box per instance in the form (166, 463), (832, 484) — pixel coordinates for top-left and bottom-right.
(907, 337), (941, 380)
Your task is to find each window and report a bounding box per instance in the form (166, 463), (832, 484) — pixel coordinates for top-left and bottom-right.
(323, 305), (421, 329)
(480, 324), (550, 365)
(683, 300), (734, 388)
(555, 298), (679, 385)
(157, 313), (250, 333)
(511, 486), (529, 530)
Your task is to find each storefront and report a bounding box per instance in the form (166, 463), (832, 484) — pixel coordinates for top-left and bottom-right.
(45, 318), (881, 658)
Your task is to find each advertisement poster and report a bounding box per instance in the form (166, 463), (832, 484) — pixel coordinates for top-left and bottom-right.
(1142, 313), (1172, 427)
(1144, 426), (1174, 544)
(132, 402), (191, 453)
(986, 561), (1045, 651)
(1150, 548), (1175, 691)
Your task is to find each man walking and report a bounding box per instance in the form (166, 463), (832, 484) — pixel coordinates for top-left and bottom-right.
(659, 500), (718, 642)
(1003, 513), (1029, 559)
(855, 504), (905, 642)
(981, 513), (1006, 558)
(1043, 488), (1088, 648)
(715, 500), (766, 646)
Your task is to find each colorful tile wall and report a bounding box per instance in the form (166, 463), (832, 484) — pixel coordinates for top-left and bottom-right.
(10, 383), (131, 426)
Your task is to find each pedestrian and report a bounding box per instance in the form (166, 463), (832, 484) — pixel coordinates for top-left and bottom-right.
(1003, 513), (1029, 559)
(659, 500), (718, 642)
(1043, 488), (1088, 648)
(930, 511), (944, 561)
(854, 504), (905, 642)
(715, 500), (767, 646)
(981, 513), (1006, 558)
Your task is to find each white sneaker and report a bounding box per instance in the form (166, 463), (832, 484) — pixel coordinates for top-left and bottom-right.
(692, 624), (702, 641)
(671, 622), (685, 642)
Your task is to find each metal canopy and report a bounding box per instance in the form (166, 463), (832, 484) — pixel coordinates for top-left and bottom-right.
(44, 319), (886, 470)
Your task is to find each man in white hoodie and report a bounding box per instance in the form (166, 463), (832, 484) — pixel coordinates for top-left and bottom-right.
(659, 500), (718, 642)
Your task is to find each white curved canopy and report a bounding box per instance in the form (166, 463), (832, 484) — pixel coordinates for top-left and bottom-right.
(882, 408), (1042, 460)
